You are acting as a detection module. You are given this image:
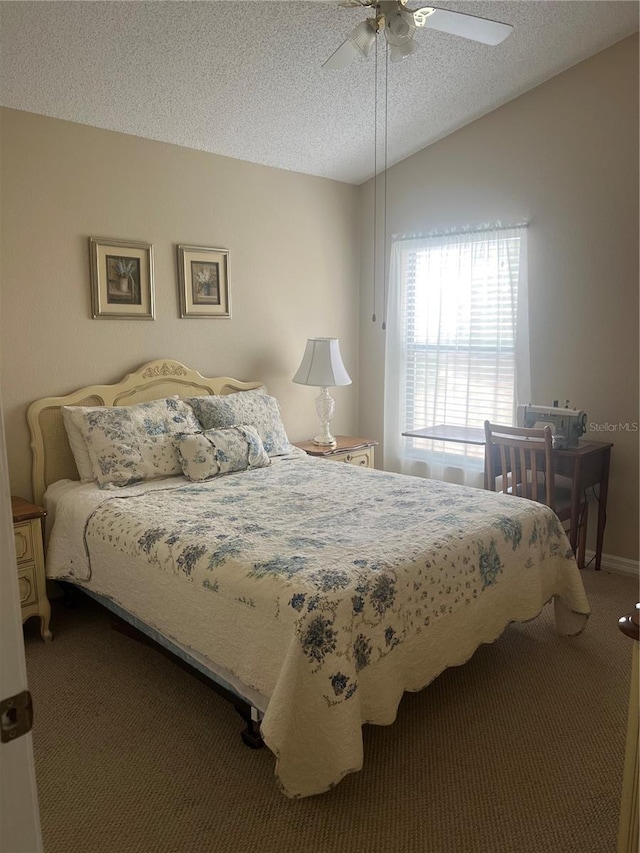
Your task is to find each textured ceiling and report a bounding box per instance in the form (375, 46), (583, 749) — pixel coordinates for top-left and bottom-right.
(0, 1), (637, 184)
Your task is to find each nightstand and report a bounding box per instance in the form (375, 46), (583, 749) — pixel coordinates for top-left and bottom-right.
(12, 497), (52, 641)
(293, 435), (378, 468)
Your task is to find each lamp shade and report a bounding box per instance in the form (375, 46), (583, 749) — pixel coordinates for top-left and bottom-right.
(293, 338), (352, 388)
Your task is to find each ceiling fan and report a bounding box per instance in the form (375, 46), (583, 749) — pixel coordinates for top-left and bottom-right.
(323, 1), (513, 69)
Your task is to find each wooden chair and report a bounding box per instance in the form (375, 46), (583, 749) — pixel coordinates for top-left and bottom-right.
(484, 421), (589, 568)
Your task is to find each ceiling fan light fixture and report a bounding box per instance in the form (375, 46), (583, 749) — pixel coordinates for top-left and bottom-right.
(321, 17), (376, 69)
(388, 38), (418, 62)
(324, 1), (513, 70)
(348, 18), (377, 57)
(385, 10), (413, 41)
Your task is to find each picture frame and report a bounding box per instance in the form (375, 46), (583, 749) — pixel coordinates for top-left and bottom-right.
(177, 245), (230, 319)
(89, 237), (155, 320)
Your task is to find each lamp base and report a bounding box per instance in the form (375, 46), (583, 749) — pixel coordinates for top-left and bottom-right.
(314, 387), (337, 447)
(313, 435), (337, 447)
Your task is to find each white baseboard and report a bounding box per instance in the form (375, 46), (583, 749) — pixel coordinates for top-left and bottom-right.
(585, 550), (639, 577)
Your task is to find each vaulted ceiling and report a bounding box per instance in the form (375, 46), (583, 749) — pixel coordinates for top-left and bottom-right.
(0, 1), (637, 184)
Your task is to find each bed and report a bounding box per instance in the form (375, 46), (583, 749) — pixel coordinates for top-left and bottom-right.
(29, 359), (590, 798)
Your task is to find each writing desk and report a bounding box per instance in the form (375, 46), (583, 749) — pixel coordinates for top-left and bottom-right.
(402, 425), (612, 570)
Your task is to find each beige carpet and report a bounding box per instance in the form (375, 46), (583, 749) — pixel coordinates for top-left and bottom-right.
(24, 569), (637, 853)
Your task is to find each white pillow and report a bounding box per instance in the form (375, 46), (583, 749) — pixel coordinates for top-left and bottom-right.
(67, 397), (202, 488)
(174, 425), (270, 481)
(61, 407), (96, 482)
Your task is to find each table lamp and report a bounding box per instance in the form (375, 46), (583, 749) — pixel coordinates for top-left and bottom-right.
(293, 337), (352, 446)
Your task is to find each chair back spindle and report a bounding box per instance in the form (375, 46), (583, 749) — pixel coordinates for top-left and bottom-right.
(484, 421), (555, 510)
(484, 420), (589, 569)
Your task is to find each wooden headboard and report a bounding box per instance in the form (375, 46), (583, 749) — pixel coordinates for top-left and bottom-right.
(27, 359), (263, 505)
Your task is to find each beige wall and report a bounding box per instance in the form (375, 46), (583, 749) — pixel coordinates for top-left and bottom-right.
(0, 109), (361, 500)
(1, 35), (638, 561)
(358, 35), (639, 561)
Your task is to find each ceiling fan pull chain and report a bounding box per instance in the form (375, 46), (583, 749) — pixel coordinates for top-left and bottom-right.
(372, 34), (378, 323)
(321, 1), (513, 325)
(382, 44), (389, 332)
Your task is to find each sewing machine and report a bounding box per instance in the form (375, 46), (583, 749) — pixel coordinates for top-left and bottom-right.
(517, 402), (587, 449)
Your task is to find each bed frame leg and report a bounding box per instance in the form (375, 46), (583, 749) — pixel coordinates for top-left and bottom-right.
(238, 707), (264, 749)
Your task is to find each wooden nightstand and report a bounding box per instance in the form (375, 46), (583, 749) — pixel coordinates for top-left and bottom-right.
(293, 435), (378, 468)
(12, 497), (52, 641)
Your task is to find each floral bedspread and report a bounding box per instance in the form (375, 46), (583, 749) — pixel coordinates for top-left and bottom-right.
(45, 455), (590, 797)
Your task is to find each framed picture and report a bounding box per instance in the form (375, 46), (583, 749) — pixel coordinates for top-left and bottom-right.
(89, 237), (155, 319)
(177, 245), (230, 318)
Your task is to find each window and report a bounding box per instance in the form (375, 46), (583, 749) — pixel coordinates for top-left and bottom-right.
(384, 226), (529, 484)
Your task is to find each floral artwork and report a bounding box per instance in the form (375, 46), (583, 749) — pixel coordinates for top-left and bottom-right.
(177, 245), (230, 318)
(191, 261), (220, 304)
(106, 255), (141, 304)
(89, 238), (154, 319)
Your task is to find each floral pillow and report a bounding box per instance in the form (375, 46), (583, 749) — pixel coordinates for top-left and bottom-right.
(188, 390), (292, 457)
(174, 425), (271, 481)
(66, 397), (202, 488)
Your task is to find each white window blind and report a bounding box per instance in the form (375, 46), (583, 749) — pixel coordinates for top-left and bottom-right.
(384, 226), (530, 486)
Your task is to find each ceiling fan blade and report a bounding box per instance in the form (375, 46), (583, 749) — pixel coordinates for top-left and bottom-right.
(412, 7), (513, 45)
(322, 38), (360, 70)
